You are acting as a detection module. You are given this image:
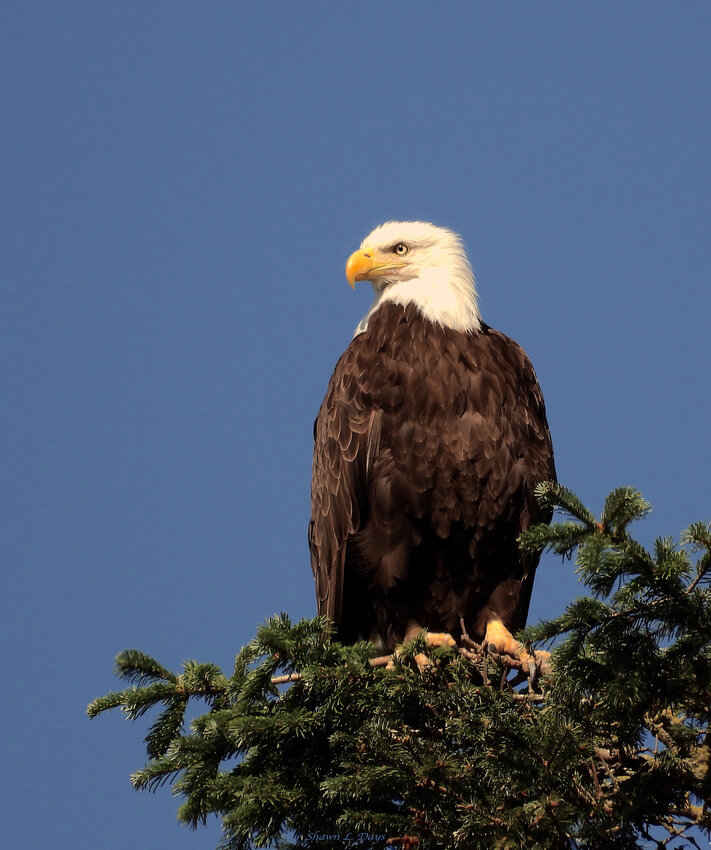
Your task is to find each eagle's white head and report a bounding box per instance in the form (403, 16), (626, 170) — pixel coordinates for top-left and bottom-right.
(346, 220), (482, 336)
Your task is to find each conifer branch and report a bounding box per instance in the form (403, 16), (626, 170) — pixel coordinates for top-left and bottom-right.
(115, 649), (177, 685)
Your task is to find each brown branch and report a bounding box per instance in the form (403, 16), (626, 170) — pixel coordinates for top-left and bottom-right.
(596, 751), (622, 794)
(385, 837), (420, 849)
(512, 692), (544, 702)
(645, 716), (677, 753)
(671, 800), (711, 829)
(684, 562), (711, 596)
(589, 757), (602, 799)
(270, 672), (302, 685)
(459, 617), (476, 647)
(271, 653), (397, 684)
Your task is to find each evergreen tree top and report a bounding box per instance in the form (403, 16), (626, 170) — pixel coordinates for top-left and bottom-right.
(88, 485), (711, 849)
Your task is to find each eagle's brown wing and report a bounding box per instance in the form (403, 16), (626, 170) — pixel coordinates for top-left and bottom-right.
(465, 326), (556, 634)
(309, 337), (377, 628)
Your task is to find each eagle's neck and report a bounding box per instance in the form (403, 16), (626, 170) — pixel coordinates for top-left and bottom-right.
(354, 264), (482, 337)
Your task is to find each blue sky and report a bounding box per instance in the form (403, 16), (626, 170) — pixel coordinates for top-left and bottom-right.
(3, 3), (710, 848)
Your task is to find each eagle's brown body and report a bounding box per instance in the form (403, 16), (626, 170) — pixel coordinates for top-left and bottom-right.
(309, 301), (555, 651)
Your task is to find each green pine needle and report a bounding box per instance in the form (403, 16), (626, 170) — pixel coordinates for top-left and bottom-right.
(115, 649), (177, 685)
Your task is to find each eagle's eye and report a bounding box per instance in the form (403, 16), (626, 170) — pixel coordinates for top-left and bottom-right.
(392, 243), (408, 256)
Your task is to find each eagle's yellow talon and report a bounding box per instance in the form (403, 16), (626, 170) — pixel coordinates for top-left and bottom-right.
(425, 632), (457, 649)
(386, 630), (456, 672)
(413, 652), (431, 671)
(484, 619), (550, 676)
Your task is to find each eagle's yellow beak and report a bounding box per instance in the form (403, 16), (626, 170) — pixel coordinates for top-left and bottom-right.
(345, 249), (376, 289)
(345, 248), (406, 289)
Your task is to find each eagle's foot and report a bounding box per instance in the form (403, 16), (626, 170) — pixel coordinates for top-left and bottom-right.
(484, 619), (550, 679)
(424, 632), (457, 650)
(412, 652), (431, 671)
(387, 630), (457, 671)
(414, 632), (457, 671)
(386, 646), (417, 671)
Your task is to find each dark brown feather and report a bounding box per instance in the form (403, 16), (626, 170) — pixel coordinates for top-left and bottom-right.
(309, 302), (556, 651)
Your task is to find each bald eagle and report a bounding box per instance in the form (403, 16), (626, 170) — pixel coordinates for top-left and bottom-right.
(309, 221), (555, 662)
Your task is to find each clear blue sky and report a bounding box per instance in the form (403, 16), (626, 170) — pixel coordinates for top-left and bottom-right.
(2, 3), (710, 848)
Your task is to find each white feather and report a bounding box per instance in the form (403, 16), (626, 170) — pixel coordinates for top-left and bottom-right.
(354, 221), (482, 336)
